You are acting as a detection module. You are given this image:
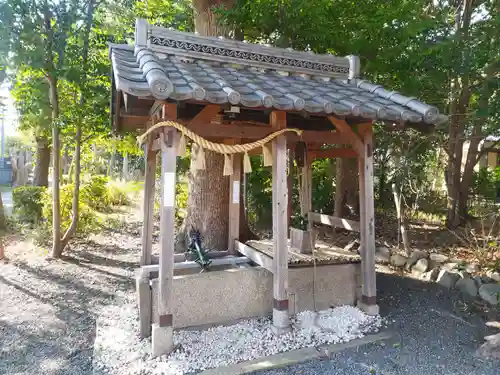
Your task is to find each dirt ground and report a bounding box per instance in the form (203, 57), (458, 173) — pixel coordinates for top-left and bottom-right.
(0, 207), (498, 375)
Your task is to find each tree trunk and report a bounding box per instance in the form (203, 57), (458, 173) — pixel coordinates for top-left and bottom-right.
(175, 0), (236, 252)
(108, 148), (116, 177)
(34, 137), (50, 187)
(60, 122), (81, 251)
(392, 183), (410, 256)
(60, 0), (94, 252)
(48, 74), (62, 258)
(122, 153), (129, 181)
(334, 157), (359, 217)
(177, 146), (229, 251)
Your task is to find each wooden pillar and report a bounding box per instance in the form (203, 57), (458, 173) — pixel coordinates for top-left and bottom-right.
(152, 105), (179, 357)
(141, 120), (157, 266)
(228, 153), (242, 254)
(357, 125), (379, 315)
(271, 111), (291, 334)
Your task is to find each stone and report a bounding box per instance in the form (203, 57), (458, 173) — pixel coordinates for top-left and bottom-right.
(429, 253), (449, 264)
(458, 271), (470, 279)
(405, 250), (427, 271)
(442, 262), (459, 272)
(465, 263), (480, 273)
(412, 258), (429, 274)
(456, 278), (478, 299)
(473, 275), (484, 288)
(486, 271), (500, 282)
(422, 267), (440, 282)
(429, 267), (441, 281)
(436, 270), (460, 289)
(375, 252), (390, 264)
(479, 284), (500, 306)
(376, 246), (391, 257)
(390, 254), (408, 267)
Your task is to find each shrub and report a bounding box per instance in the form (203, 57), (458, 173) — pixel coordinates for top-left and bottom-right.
(81, 175), (110, 210)
(176, 181), (188, 227)
(13, 186), (46, 224)
(105, 179), (137, 206)
(42, 184), (100, 235)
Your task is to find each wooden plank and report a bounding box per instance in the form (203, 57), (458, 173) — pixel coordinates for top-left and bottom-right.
(271, 111), (290, 333)
(308, 212), (360, 232)
(308, 148), (357, 160)
(141, 120), (157, 266)
(358, 124), (377, 312)
(327, 116), (364, 156)
(228, 142), (242, 255)
(235, 240), (274, 273)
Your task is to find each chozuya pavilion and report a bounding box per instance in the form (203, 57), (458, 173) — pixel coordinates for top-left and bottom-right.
(109, 19), (446, 356)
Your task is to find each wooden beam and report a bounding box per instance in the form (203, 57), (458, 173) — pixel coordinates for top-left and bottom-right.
(190, 105), (221, 126)
(184, 122), (350, 144)
(163, 103), (177, 120)
(141, 119), (157, 266)
(152, 107), (178, 356)
(227, 140), (242, 255)
(270, 111), (291, 334)
(308, 148), (357, 160)
(235, 241), (274, 273)
(149, 100), (166, 116)
(357, 125), (378, 315)
(307, 212), (360, 232)
(327, 116), (364, 156)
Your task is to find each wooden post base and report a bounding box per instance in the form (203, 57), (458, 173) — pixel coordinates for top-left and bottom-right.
(152, 323), (174, 357)
(272, 308), (291, 335)
(357, 300), (380, 316)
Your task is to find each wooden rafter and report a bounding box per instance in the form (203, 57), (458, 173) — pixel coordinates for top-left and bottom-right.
(327, 116), (364, 156)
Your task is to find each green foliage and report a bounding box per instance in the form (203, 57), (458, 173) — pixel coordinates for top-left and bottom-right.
(473, 167), (500, 201)
(13, 186), (46, 224)
(41, 185), (100, 235)
(81, 175), (109, 210)
(291, 214), (308, 231)
(176, 181), (188, 227)
(311, 159), (335, 214)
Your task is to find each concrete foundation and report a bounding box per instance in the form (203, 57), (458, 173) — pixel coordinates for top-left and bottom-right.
(139, 262), (361, 332)
(151, 323), (173, 357)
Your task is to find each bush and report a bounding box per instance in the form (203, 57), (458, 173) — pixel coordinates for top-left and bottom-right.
(42, 184), (100, 235)
(13, 186), (46, 224)
(105, 180), (137, 206)
(176, 181), (188, 227)
(81, 175), (110, 210)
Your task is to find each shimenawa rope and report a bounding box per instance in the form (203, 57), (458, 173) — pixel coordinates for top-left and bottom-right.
(137, 120), (303, 174)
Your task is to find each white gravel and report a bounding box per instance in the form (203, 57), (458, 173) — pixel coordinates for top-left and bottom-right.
(92, 300), (382, 375)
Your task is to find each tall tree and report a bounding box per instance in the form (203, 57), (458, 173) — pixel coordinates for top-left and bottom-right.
(172, 0), (237, 252)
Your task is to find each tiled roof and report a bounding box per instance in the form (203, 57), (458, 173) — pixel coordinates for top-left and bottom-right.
(109, 20), (446, 126)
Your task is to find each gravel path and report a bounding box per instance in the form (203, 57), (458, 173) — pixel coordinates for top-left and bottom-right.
(0, 214), (142, 375)
(253, 268), (500, 375)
